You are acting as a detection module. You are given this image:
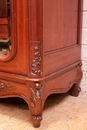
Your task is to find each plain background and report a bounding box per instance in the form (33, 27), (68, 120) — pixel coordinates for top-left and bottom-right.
(81, 0), (87, 91)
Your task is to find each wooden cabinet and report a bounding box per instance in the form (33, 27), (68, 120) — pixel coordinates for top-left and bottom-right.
(0, 0), (83, 128)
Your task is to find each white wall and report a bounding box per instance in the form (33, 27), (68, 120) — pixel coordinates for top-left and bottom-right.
(81, 0), (87, 91)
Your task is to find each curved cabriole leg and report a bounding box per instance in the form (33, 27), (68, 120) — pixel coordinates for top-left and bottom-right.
(69, 63), (82, 97)
(68, 83), (81, 97)
(29, 82), (44, 128)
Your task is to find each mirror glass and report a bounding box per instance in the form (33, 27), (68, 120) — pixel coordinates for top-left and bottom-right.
(0, 0), (11, 58)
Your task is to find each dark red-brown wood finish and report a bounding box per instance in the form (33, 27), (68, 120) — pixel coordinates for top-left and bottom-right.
(0, 0), (83, 128)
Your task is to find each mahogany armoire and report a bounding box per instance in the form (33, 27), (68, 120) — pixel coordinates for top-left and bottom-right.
(0, 0), (83, 128)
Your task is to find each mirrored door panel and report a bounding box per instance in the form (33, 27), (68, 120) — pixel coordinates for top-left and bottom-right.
(0, 0), (11, 58)
(0, 0), (28, 75)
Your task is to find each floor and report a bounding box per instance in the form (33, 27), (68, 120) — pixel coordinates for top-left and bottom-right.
(0, 90), (87, 130)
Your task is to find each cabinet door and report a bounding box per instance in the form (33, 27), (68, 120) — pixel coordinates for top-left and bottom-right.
(0, 0), (29, 76)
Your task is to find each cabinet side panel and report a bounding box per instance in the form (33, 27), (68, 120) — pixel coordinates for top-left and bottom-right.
(43, 0), (79, 52)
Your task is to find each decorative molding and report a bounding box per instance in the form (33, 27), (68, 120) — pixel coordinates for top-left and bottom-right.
(0, 81), (16, 92)
(31, 44), (42, 76)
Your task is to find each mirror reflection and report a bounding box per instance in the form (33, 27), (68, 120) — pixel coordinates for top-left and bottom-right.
(0, 0), (11, 57)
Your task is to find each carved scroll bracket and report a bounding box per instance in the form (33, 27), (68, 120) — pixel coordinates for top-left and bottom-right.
(31, 42), (42, 76)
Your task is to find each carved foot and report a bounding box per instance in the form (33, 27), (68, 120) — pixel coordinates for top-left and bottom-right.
(68, 83), (81, 97)
(32, 115), (42, 128)
(69, 63), (82, 97)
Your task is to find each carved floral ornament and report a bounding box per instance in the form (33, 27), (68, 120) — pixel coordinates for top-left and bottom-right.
(0, 81), (16, 92)
(0, 81), (7, 92)
(31, 44), (42, 76)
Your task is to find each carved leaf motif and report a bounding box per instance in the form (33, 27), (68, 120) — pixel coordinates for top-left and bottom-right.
(30, 82), (43, 107)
